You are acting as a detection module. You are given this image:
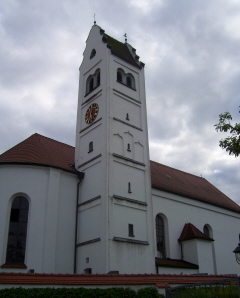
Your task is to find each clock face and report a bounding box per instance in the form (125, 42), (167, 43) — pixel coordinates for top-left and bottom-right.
(85, 103), (99, 124)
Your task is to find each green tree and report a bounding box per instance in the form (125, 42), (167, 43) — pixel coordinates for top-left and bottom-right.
(214, 111), (240, 157)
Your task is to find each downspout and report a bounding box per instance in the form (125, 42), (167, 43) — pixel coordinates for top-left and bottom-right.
(74, 172), (84, 274)
(180, 242), (184, 260)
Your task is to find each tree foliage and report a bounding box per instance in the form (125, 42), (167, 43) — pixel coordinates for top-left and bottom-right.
(214, 112), (240, 157)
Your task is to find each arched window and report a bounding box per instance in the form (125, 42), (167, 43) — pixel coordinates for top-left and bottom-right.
(117, 71), (123, 83)
(85, 69), (101, 96)
(126, 76), (132, 88)
(203, 224), (210, 237)
(156, 214), (166, 259)
(6, 196), (29, 265)
(116, 68), (136, 90)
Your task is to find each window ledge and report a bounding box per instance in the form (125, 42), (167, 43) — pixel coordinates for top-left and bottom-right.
(117, 80), (136, 91)
(1, 263), (27, 269)
(85, 85), (100, 97)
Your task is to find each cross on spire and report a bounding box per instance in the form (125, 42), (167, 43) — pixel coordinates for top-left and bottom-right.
(124, 33), (127, 43)
(94, 13), (96, 25)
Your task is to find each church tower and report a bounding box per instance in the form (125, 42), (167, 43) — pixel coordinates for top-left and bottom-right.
(75, 25), (155, 274)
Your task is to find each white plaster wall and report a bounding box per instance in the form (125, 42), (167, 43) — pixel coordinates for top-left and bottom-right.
(110, 241), (153, 274)
(0, 165), (78, 274)
(152, 189), (240, 275)
(108, 39), (155, 274)
(75, 25), (155, 274)
(197, 240), (215, 274)
(181, 240), (198, 265)
(78, 161), (104, 203)
(113, 134), (124, 156)
(112, 161), (146, 202)
(134, 142), (144, 163)
(111, 202), (147, 239)
(76, 241), (105, 274)
(78, 203), (101, 243)
(54, 172), (79, 273)
(109, 59), (150, 168)
(78, 122), (103, 159)
(113, 93), (142, 128)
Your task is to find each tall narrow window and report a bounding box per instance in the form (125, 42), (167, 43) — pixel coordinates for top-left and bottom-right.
(89, 77), (94, 92)
(203, 225), (210, 237)
(127, 143), (131, 152)
(97, 71), (100, 87)
(128, 224), (134, 237)
(126, 113), (129, 121)
(6, 196), (29, 265)
(88, 141), (93, 153)
(128, 182), (132, 193)
(117, 71), (123, 83)
(126, 76), (132, 88)
(156, 214), (166, 259)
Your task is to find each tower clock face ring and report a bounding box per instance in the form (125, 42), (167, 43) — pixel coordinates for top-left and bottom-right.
(85, 103), (99, 124)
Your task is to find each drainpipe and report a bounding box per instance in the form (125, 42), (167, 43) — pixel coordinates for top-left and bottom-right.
(180, 242), (184, 260)
(74, 172), (84, 274)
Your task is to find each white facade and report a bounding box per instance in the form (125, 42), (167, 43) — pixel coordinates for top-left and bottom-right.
(75, 25), (155, 274)
(0, 164), (79, 273)
(152, 188), (240, 275)
(1, 25), (240, 276)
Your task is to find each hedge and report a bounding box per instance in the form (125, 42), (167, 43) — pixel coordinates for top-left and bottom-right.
(0, 287), (165, 297)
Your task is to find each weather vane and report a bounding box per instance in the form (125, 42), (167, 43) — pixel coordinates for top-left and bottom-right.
(124, 33), (127, 43)
(94, 13), (96, 25)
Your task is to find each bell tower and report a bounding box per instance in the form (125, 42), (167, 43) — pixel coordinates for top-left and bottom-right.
(75, 25), (155, 274)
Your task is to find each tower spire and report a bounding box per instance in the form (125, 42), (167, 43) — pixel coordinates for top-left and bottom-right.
(94, 13), (96, 25)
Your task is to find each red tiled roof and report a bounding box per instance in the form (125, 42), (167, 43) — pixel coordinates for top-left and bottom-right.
(151, 160), (240, 213)
(178, 223), (214, 242)
(0, 272), (237, 288)
(0, 133), (76, 174)
(1, 134), (239, 213)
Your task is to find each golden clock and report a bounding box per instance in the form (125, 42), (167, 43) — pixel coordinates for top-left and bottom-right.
(85, 103), (99, 124)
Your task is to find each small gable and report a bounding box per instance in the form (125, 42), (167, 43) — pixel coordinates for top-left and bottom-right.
(178, 223), (214, 242)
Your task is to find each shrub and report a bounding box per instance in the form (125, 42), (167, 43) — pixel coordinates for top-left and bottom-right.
(0, 287), (164, 298)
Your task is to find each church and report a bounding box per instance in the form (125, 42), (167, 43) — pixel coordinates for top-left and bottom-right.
(0, 24), (240, 276)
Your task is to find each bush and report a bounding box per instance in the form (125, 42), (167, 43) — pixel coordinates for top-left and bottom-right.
(168, 285), (239, 298)
(0, 287), (164, 298)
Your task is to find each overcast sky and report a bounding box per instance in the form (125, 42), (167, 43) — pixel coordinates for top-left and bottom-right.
(0, 0), (239, 205)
